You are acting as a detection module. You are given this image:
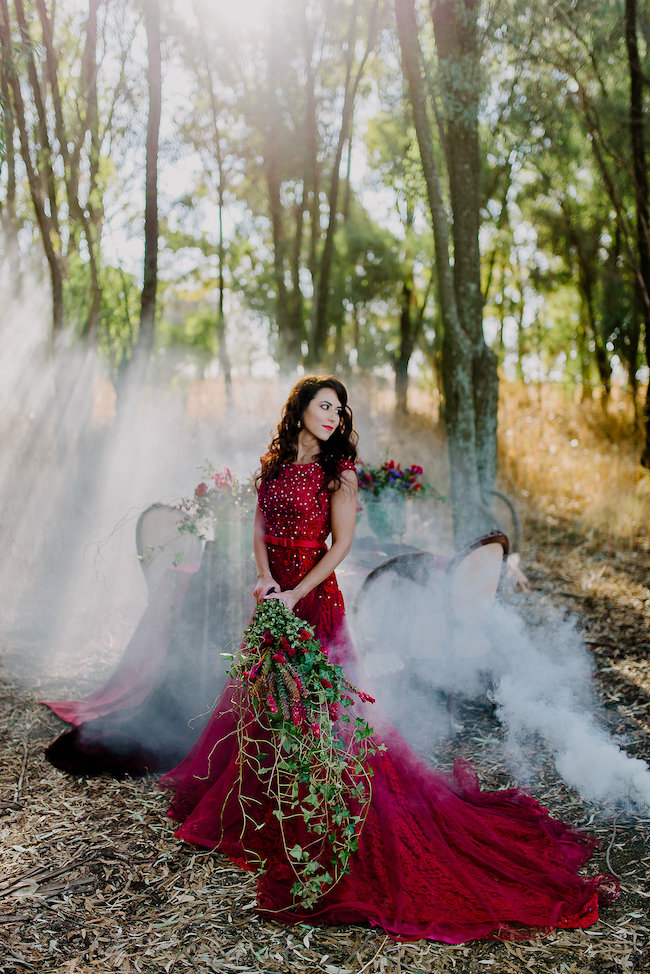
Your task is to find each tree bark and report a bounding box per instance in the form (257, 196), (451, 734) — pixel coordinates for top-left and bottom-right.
(624, 0), (650, 467)
(395, 0), (498, 542)
(136, 0), (162, 377)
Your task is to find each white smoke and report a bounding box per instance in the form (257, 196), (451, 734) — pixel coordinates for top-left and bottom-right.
(489, 602), (650, 810)
(351, 549), (650, 815)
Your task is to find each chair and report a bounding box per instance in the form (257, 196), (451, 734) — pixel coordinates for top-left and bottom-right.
(135, 504), (203, 595)
(353, 532), (509, 733)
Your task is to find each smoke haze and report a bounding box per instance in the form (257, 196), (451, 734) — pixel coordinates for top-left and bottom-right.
(1, 281), (647, 813)
(352, 561), (650, 815)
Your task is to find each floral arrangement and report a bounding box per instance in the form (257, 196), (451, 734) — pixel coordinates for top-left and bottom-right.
(227, 598), (381, 908)
(178, 464), (256, 540)
(356, 457), (429, 498)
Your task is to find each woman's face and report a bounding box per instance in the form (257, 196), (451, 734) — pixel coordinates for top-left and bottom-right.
(301, 386), (343, 443)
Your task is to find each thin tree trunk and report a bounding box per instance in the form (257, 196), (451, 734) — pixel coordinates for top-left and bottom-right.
(395, 272), (431, 413)
(198, 28), (232, 399)
(395, 280), (414, 414)
(625, 0), (650, 466)
(0, 29), (20, 293)
(0, 0), (63, 335)
(264, 150), (293, 364)
(137, 0), (162, 373)
(310, 0), (379, 364)
(37, 0), (102, 337)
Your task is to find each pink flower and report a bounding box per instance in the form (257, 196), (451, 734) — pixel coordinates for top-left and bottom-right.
(320, 677), (333, 689)
(272, 651), (287, 664)
(194, 482), (208, 497)
(410, 465), (423, 475)
(266, 694), (278, 714)
(311, 722), (322, 738)
(358, 691), (376, 704)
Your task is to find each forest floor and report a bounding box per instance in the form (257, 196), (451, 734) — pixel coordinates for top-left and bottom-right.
(1, 513), (648, 973)
(1, 383), (649, 974)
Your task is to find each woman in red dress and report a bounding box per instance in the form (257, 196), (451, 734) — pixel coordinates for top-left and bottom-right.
(160, 375), (617, 943)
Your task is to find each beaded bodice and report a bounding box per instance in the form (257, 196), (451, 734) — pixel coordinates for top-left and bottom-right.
(256, 460), (356, 647)
(258, 463), (334, 544)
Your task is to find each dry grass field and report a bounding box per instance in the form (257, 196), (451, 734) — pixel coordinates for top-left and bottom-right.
(1, 379), (649, 974)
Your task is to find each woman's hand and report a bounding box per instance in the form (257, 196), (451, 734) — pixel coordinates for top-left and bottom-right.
(254, 574), (280, 604)
(263, 588), (300, 612)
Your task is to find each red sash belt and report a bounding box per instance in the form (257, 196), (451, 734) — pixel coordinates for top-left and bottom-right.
(264, 534), (324, 550)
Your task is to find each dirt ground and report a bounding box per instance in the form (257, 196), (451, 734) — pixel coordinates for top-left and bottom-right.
(1, 513), (649, 974)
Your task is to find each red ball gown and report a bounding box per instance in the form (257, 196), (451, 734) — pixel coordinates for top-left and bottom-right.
(160, 461), (617, 943)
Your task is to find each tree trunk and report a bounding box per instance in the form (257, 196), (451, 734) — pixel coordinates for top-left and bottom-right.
(216, 181), (232, 399)
(136, 0), (162, 378)
(35, 0), (103, 337)
(624, 0), (650, 467)
(262, 24), (301, 369)
(0, 27), (20, 294)
(310, 0), (379, 365)
(198, 26), (232, 400)
(395, 0), (498, 542)
(395, 279), (414, 413)
(395, 272), (430, 413)
(264, 148), (294, 366)
(0, 0), (63, 335)
(431, 0), (499, 494)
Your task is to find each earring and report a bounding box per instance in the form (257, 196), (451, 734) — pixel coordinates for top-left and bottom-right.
(297, 420), (302, 430)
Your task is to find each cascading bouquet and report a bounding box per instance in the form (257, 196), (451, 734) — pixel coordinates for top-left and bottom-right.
(227, 597), (381, 908)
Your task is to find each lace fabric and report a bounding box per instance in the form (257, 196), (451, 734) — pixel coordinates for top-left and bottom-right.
(160, 460), (618, 943)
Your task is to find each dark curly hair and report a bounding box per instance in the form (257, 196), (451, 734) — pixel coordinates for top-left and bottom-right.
(259, 376), (358, 492)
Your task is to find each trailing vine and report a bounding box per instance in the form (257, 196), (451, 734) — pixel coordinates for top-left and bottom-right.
(227, 598), (381, 908)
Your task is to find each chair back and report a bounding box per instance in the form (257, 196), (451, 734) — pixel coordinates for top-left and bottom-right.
(445, 532), (508, 659)
(447, 532), (508, 626)
(135, 504), (203, 595)
(352, 532), (508, 662)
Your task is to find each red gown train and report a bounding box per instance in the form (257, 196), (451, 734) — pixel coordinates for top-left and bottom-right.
(160, 461), (617, 943)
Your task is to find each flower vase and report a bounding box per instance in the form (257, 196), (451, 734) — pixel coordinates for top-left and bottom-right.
(365, 494), (408, 541)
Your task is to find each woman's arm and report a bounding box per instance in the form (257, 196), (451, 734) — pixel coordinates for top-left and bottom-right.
(252, 501), (279, 603)
(265, 468), (358, 611)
